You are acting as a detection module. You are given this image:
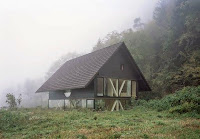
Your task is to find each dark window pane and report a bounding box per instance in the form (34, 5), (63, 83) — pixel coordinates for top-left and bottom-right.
(97, 78), (103, 96)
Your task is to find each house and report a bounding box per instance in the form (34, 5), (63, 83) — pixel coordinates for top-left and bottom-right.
(36, 42), (151, 111)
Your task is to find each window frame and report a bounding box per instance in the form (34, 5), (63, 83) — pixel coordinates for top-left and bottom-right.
(120, 64), (124, 71)
(86, 99), (95, 109)
(96, 77), (104, 97)
(96, 77), (137, 98)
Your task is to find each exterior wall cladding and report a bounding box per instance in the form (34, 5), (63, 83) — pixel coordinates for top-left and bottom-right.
(98, 47), (139, 80)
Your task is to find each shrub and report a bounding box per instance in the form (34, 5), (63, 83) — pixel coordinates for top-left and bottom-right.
(134, 86), (200, 115)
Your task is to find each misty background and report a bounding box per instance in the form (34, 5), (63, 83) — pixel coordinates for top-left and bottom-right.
(0, 0), (158, 107)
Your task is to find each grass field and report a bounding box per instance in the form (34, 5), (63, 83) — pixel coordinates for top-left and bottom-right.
(0, 107), (200, 139)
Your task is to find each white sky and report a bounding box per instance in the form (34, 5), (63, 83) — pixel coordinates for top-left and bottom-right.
(0, 0), (158, 92)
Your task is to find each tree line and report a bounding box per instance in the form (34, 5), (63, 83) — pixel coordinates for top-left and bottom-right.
(93, 0), (200, 99)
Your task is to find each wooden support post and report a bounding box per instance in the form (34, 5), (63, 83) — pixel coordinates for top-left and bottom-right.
(94, 99), (95, 110)
(64, 99), (65, 110)
(48, 99), (49, 109)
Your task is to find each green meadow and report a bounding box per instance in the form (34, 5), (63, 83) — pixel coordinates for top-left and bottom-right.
(1, 86), (200, 139)
(0, 107), (199, 139)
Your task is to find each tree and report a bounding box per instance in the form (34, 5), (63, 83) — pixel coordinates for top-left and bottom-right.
(6, 93), (22, 109)
(133, 18), (144, 30)
(92, 38), (104, 51)
(17, 94), (22, 106)
(91, 0), (200, 97)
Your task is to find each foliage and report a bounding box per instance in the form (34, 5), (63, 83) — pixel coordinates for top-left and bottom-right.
(92, 0), (200, 96)
(0, 107), (199, 138)
(6, 93), (17, 108)
(95, 99), (106, 111)
(5, 93), (22, 109)
(133, 86), (200, 115)
(133, 17), (145, 30)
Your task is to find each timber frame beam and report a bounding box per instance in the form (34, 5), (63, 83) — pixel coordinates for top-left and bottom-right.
(111, 100), (124, 111)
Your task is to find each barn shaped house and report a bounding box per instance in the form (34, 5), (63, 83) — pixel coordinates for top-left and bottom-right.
(36, 42), (151, 111)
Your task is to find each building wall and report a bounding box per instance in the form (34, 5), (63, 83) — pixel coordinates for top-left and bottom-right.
(70, 80), (94, 99)
(98, 47), (140, 80)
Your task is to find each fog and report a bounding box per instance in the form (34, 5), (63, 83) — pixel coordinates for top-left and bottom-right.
(0, 0), (158, 107)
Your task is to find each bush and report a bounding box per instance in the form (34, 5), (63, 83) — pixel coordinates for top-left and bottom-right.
(134, 86), (200, 114)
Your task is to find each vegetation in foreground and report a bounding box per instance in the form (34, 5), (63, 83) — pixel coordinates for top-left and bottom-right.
(0, 107), (200, 139)
(0, 86), (200, 139)
(135, 86), (200, 116)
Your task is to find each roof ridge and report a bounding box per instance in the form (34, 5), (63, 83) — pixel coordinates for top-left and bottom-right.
(63, 42), (124, 64)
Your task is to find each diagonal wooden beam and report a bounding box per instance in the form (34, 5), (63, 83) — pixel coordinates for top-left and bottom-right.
(119, 80), (126, 96)
(109, 79), (118, 97)
(119, 100), (124, 110)
(111, 100), (117, 111)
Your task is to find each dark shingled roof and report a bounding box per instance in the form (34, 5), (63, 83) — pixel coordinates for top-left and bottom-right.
(36, 42), (123, 92)
(36, 42), (151, 92)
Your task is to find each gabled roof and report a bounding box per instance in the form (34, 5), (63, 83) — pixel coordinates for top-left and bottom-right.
(36, 42), (123, 92)
(36, 42), (151, 92)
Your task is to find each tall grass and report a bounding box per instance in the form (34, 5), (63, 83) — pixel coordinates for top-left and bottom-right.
(0, 110), (29, 131)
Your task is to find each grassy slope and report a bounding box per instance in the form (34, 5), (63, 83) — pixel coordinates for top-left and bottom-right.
(0, 107), (200, 139)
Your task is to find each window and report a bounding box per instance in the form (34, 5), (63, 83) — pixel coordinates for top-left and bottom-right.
(120, 64), (124, 71)
(105, 78), (118, 97)
(127, 80), (131, 97)
(96, 77), (134, 98)
(119, 79), (131, 97)
(86, 99), (94, 109)
(97, 78), (104, 96)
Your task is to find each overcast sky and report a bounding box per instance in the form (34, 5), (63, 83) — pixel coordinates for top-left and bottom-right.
(0, 0), (158, 93)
